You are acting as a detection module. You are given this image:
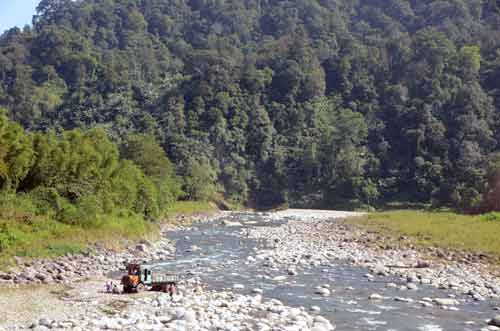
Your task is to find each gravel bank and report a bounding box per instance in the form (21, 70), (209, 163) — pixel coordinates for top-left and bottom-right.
(0, 277), (335, 331)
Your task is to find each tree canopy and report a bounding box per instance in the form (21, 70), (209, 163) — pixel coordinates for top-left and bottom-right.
(2, 0), (500, 210)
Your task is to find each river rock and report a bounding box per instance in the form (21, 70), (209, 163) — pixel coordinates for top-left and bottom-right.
(247, 256), (256, 262)
(315, 288), (330, 296)
(416, 260), (431, 268)
(489, 315), (500, 327)
(394, 297), (413, 303)
(433, 298), (459, 306)
(175, 308), (186, 319)
(38, 318), (52, 328)
(222, 220), (242, 227)
(418, 300), (433, 308)
(369, 293), (384, 300)
(273, 275), (287, 281)
(407, 283), (419, 290)
(135, 244), (148, 252)
(184, 310), (196, 323)
(189, 245), (201, 252)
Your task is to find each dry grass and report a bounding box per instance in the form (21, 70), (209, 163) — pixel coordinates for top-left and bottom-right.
(350, 210), (500, 258)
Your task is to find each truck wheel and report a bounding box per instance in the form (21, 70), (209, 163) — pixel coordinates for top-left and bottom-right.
(136, 284), (145, 293)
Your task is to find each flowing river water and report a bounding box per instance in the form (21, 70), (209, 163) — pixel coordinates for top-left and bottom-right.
(157, 213), (497, 331)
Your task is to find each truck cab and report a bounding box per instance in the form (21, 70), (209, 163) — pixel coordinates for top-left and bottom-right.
(121, 263), (151, 292)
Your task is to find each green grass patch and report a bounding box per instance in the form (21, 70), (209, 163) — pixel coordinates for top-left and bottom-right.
(0, 198), (217, 269)
(0, 213), (155, 269)
(350, 210), (500, 259)
(165, 201), (216, 220)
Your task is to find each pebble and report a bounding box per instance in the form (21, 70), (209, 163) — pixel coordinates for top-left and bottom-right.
(310, 306), (321, 312)
(315, 288), (331, 296)
(433, 298), (459, 306)
(369, 293), (384, 300)
(407, 283), (419, 290)
(394, 297), (413, 303)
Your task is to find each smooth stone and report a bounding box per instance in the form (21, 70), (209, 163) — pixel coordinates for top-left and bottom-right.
(489, 315), (500, 327)
(433, 298), (459, 306)
(315, 288), (330, 296)
(273, 275), (287, 281)
(407, 283), (419, 290)
(221, 220), (242, 227)
(369, 293), (384, 300)
(394, 297), (413, 303)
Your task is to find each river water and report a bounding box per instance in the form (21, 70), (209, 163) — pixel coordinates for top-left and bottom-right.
(158, 213), (497, 331)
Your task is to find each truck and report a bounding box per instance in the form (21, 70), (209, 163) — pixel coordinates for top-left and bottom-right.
(121, 263), (179, 294)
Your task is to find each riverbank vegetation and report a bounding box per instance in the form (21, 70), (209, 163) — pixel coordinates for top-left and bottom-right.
(0, 113), (209, 265)
(0, 214), (154, 269)
(351, 211), (500, 259)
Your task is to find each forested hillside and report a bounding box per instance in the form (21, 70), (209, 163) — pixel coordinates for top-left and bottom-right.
(2, 0), (500, 210)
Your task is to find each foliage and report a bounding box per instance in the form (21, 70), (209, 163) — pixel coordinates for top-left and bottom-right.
(2, 0), (500, 209)
(0, 114), (34, 191)
(0, 115), (181, 227)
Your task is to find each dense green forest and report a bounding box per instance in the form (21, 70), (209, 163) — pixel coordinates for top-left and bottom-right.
(0, 112), (182, 223)
(2, 0), (500, 211)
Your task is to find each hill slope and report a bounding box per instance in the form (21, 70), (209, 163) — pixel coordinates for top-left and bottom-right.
(2, 0), (500, 209)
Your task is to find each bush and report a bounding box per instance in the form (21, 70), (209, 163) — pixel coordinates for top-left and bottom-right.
(0, 193), (38, 221)
(73, 195), (104, 228)
(27, 187), (60, 216)
(0, 223), (19, 253)
(183, 156), (219, 201)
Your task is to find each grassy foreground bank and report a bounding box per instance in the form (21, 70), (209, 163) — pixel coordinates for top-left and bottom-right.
(350, 211), (500, 259)
(0, 201), (216, 269)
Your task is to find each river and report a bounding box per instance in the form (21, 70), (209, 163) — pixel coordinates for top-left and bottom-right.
(158, 212), (497, 331)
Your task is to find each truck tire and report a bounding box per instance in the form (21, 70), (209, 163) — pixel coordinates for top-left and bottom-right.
(136, 283), (146, 293)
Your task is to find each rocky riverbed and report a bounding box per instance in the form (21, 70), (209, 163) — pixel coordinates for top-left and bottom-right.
(1, 210), (500, 331)
(1, 279), (334, 331)
(249, 209), (500, 301)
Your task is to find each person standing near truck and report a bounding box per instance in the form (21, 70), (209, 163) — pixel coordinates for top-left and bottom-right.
(167, 282), (176, 300)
